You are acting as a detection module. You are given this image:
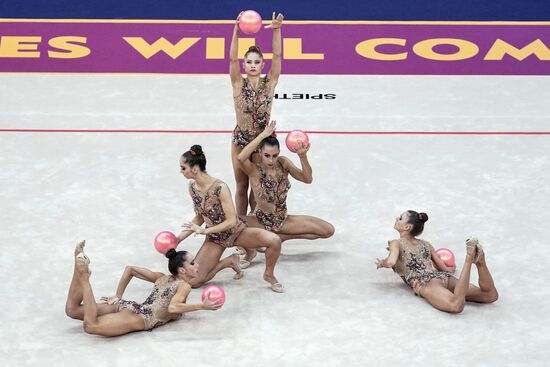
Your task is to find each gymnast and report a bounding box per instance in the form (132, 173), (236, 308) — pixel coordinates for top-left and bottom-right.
(237, 121), (334, 265)
(65, 241), (221, 336)
(177, 145), (285, 292)
(376, 211), (499, 313)
(230, 11), (284, 216)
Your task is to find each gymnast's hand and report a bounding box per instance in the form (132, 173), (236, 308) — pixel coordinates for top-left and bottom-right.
(235, 11), (244, 26)
(375, 258), (390, 269)
(182, 222), (206, 235)
(202, 293), (223, 311)
(260, 120), (277, 139)
(265, 12), (284, 29)
(295, 141), (311, 157)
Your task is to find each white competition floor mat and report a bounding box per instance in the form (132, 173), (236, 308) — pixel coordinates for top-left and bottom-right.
(1, 74), (549, 366)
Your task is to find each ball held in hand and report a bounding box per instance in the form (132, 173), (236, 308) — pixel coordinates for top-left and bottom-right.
(239, 10), (262, 34)
(201, 285), (226, 306)
(285, 130), (310, 153)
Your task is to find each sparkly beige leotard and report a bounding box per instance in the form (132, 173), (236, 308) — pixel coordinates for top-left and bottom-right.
(190, 179), (246, 247)
(232, 76), (274, 148)
(250, 160), (291, 232)
(118, 275), (185, 331)
(390, 238), (450, 288)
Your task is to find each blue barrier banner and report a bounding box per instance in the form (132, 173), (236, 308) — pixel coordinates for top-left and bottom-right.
(2, 1), (550, 21)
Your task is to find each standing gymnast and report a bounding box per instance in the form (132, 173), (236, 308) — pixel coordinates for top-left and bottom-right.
(177, 145), (285, 292)
(230, 11), (284, 216)
(65, 241), (221, 336)
(236, 121), (334, 265)
(376, 211), (499, 313)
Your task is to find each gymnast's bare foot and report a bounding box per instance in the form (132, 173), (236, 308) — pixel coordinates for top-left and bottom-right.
(231, 254), (244, 280)
(74, 240), (86, 257)
(75, 251), (91, 277)
(240, 248), (257, 269)
(263, 273), (284, 293)
(466, 237), (478, 261)
(472, 240), (485, 265)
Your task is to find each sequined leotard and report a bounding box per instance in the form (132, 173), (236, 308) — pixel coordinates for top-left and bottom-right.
(118, 275), (185, 330)
(190, 179), (246, 247)
(250, 160), (291, 232)
(233, 76), (274, 148)
(390, 238), (450, 288)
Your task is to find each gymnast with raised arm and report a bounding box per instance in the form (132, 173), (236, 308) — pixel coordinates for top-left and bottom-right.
(230, 11), (284, 216)
(237, 121), (334, 266)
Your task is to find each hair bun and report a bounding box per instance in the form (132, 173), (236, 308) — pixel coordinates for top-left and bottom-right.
(248, 45), (261, 53)
(189, 145), (203, 156)
(165, 248), (177, 259)
(418, 212), (429, 223)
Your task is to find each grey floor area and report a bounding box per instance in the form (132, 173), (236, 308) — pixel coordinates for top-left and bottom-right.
(1, 75), (549, 366)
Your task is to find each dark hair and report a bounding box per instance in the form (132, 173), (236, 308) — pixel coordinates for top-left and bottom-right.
(181, 144), (206, 171)
(406, 210), (429, 236)
(244, 45), (263, 60)
(165, 248), (189, 276)
(259, 135), (280, 150)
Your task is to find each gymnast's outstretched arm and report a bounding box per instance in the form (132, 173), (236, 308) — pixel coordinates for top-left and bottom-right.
(101, 266), (165, 304)
(266, 12), (284, 82)
(376, 240), (400, 269)
(177, 213), (205, 244)
(116, 266), (164, 296)
(229, 12), (243, 86)
(167, 282), (222, 314)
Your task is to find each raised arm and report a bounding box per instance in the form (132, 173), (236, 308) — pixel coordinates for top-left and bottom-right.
(266, 12), (284, 82)
(182, 183), (238, 235)
(237, 120), (277, 174)
(229, 12), (244, 86)
(376, 240), (400, 269)
(280, 142), (313, 184)
(168, 282), (222, 314)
